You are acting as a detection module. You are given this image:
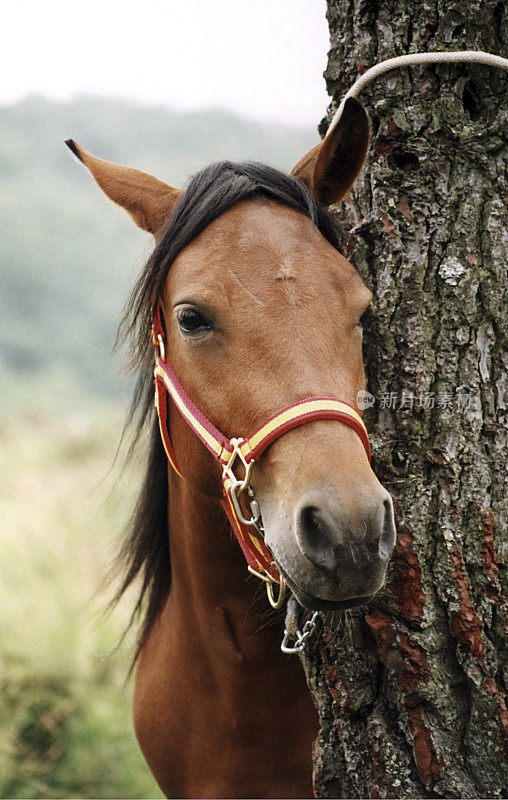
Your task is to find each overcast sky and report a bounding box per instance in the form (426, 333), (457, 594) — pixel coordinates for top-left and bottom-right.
(1, 0), (330, 126)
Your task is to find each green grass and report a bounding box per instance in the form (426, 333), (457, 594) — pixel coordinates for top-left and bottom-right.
(0, 407), (163, 798)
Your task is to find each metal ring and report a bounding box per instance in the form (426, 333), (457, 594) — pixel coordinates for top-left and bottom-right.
(247, 566), (286, 609)
(247, 565), (272, 583)
(266, 574), (286, 609)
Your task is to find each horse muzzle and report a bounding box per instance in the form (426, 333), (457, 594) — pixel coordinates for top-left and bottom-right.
(264, 486), (396, 611)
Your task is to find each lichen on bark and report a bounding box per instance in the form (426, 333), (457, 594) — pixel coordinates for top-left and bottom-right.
(301, 1), (508, 797)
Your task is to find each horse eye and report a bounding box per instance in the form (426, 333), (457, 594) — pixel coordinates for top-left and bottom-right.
(176, 305), (211, 335)
(358, 303), (375, 329)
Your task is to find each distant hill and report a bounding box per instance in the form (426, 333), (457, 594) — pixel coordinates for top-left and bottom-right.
(0, 95), (319, 410)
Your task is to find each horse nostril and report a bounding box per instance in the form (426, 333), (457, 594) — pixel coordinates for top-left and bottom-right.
(300, 506), (332, 544)
(361, 497), (392, 557)
(296, 504), (342, 570)
(366, 533), (380, 555)
(296, 494), (396, 572)
(379, 497), (396, 559)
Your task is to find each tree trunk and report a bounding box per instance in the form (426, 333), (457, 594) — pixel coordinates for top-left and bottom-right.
(300, 2), (508, 797)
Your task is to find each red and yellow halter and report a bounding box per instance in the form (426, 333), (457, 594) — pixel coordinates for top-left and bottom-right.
(152, 304), (371, 607)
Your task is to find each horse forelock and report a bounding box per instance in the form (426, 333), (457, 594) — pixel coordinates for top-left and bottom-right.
(114, 160), (348, 658)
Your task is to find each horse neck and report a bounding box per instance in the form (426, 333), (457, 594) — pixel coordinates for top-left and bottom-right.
(135, 464), (318, 800)
(165, 465), (279, 644)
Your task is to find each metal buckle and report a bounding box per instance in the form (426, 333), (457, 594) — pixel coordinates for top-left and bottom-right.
(224, 438), (285, 608)
(222, 438), (252, 491)
(223, 439), (264, 534)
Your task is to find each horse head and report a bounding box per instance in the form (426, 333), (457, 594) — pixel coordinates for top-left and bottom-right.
(67, 98), (396, 613)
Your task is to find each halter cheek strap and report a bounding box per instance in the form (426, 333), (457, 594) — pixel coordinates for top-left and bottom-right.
(151, 306), (371, 598)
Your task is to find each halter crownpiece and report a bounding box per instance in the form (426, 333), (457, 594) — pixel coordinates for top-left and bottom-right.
(151, 303), (371, 607)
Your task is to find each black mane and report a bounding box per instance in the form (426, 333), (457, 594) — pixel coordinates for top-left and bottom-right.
(115, 160), (347, 657)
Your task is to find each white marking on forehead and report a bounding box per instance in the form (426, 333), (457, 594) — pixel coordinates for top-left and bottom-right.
(277, 262), (297, 281)
(227, 268), (263, 305)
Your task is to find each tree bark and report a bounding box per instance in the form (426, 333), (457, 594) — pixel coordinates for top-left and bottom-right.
(301, 2), (508, 797)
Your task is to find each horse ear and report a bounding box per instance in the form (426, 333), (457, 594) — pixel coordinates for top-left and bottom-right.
(65, 140), (181, 236)
(291, 97), (370, 205)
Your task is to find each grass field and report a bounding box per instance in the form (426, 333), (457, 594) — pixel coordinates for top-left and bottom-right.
(0, 405), (164, 798)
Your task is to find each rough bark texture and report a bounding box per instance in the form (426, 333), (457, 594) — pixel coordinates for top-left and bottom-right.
(300, 2), (508, 797)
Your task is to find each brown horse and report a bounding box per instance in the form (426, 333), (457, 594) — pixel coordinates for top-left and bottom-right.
(66, 97), (396, 799)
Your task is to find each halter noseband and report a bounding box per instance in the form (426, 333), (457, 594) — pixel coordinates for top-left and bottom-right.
(152, 304), (371, 608)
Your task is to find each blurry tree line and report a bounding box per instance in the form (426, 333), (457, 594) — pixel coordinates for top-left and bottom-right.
(0, 95), (316, 410)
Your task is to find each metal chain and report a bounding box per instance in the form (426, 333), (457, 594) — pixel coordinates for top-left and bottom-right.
(281, 608), (320, 654)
